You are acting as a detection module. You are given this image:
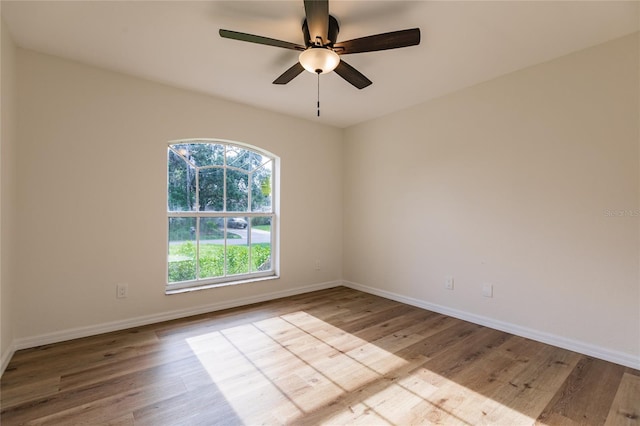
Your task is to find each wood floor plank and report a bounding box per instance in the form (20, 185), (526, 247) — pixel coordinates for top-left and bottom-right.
(0, 375), (61, 411)
(1, 330), (161, 392)
(1, 286), (636, 426)
(394, 319), (483, 360)
(1, 361), (193, 424)
(28, 375), (186, 426)
(421, 326), (511, 380)
(57, 339), (196, 392)
(413, 335), (548, 424)
(539, 412), (583, 426)
(604, 372), (640, 426)
(132, 382), (243, 426)
(299, 354), (432, 425)
(537, 356), (628, 425)
(105, 412), (136, 426)
(480, 342), (582, 424)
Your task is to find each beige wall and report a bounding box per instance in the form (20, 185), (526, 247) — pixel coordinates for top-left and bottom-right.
(1, 17), (18, 367)
(343, 34), (640, 362)
(3, 29), (638, 369)
(14, 49), (343, 340)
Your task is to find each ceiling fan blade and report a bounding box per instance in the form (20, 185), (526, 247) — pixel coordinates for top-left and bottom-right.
(273, 62), (305, 85)
(334, 60), (372, 90)
(304, 0), (329, 44)
(333, 28), (420, 55)
(219, 29), (305, 51)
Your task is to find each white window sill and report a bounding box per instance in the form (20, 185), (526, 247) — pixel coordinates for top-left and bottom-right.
(165, 274), (280, 295)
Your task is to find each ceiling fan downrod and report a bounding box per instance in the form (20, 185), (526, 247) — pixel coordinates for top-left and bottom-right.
(317, 71), (321, 117)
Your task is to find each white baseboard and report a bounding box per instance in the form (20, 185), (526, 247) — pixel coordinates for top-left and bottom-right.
(4, 279), (637, 376)
(1, 342), (16, 376)
(342, 280), (640, 370)
(9, 280), (341, 355)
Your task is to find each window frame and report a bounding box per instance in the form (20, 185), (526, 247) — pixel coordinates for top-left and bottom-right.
(166, 139), (279, 293)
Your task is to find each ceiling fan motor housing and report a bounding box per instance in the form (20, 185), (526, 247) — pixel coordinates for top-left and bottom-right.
(303, 15), (340, 47)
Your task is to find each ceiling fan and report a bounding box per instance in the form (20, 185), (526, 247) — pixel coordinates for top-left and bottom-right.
(219, 0), (421, 90)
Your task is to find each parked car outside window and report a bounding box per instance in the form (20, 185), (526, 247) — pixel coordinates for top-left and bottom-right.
(227, 218), (248, 229)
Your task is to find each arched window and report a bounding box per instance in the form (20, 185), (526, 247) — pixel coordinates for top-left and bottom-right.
(167, 140), (277, 292)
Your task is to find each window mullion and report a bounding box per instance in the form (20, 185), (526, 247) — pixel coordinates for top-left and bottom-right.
(224, 218), (228, 278)
(223, 168), (227, 213)
(248, 170), (253, 213)
(270, 215), (274, 273)
(171, 211), (269, 218)
(195, 217), (200, 280)
(247, 219), (252, 273)
(195, 166), (200, 280)
(223, 145), (227, 213)
(195, 165), (199, 212)
(223, 147), (228, 277)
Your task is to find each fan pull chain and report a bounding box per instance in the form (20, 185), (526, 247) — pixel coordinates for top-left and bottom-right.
(316, 71), (321, 117)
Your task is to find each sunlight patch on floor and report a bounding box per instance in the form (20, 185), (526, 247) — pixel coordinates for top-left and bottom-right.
(187, 311), (535, 425)
(186, 311), (412, 423)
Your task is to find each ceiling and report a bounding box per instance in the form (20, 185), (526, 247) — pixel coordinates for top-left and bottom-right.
(2, 1), (639, 128)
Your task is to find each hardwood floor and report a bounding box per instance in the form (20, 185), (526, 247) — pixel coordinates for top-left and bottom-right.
(1, 287), (638, 425)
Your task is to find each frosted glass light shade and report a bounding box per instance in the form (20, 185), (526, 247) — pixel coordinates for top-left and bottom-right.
(299, 48), (340, 74)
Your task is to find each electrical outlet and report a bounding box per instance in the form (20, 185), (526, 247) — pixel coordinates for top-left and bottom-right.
(116, 283), (128, 299)
(482, 283), (493, 298)
(314, 260), (321, 271)
(445, 276), (454, 290)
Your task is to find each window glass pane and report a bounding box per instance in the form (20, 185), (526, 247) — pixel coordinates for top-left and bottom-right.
(251, 216), (272, 272)
(227, 145), (270, 171)
(226, 169), (248, 212)
(170, 144), (195, 167)
(226, 217), (249, 275)
(251, 152), (271, 171)
(251, 161), (273, 212)
(192, 143), (225, 167)
(171, 143), (224, 167)
(199, 217), (225, 279)
(168, 149), (195, 212)
(168, 217), (196, 282)
(226, 146), (253, 171)
(198, 168), (224, 211)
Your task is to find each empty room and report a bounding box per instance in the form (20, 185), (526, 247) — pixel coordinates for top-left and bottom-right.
(0, 1), (639, 424)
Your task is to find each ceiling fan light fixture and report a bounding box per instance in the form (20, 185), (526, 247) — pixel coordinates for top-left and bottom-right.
(299, 47), (340, 74)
